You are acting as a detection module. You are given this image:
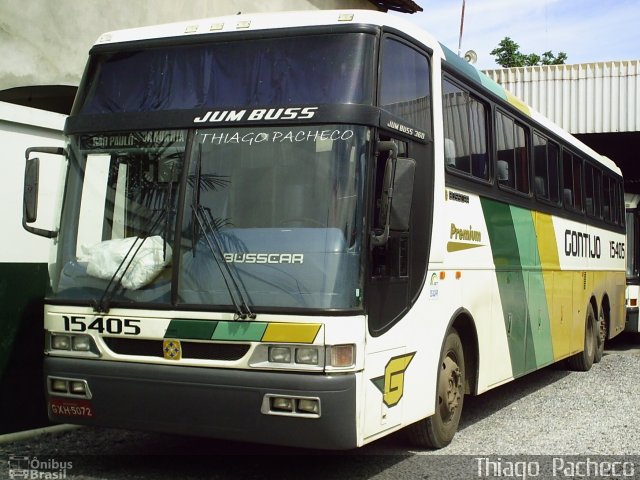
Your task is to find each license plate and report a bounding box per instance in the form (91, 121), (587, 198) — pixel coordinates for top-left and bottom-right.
(49, 398), (94, 418)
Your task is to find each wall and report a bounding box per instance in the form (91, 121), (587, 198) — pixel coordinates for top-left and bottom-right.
(0, 0), (377, 91)
(0, 101), (65, 433)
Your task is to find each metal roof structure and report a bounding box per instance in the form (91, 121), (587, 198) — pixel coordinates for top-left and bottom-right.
(483, 61), (640, 189)
(483, 61), (640, 135)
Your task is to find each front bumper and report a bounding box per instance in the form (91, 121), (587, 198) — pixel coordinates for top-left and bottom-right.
(44, 357), (357, 450)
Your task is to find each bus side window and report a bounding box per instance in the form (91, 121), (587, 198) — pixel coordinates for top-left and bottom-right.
(534, 133), (560, 204)
(442, 79), (489, 181)
(496, 112), (529, 194)
(584, 163), (602, 218)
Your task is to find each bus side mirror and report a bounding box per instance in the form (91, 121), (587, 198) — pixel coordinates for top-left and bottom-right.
(23, 157), (39, 223)
(371, 141), (416, 246)
(22, 146), (66, 238)
(372, 141), (397, 247)
(389, 157), (415, 232)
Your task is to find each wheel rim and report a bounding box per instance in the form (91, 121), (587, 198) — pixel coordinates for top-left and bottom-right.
(438, 354), (462, 424)
(598, 312), (606, 347)
(585, 314), (595, 358)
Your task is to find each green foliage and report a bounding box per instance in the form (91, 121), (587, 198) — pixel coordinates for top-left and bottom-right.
(490, 37), (567, 67)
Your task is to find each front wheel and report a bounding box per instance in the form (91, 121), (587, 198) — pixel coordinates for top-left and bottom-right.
(406, 328), (465, 449)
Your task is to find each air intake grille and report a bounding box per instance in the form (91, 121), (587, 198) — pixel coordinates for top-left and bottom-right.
(103, 337), (250, 361)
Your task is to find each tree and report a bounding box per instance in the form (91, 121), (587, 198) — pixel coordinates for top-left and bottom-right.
(490, 37), (567, 67)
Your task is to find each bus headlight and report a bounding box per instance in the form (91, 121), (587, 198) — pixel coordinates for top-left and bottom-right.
(50, 378), (68, 393)
(51, 334), (71, 350)
(251, 344), (355, 369)
(268, 346), (291, 363)
(71, 335), (92, 352)
(295, 347), (319, 365)
(48, 332), (99, 356)
(297, 398), (320, 414)
(265, 345), (324, 367)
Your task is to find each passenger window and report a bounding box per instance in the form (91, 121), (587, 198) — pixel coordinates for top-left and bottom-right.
(533, 133), (560, 204)
(496, 112), (529, 193)
(533, 134), (547, 197)
(562, 150), (583, 211)
(602, 175), (613, 221)
(547, 142), (560, 203)
(572, 156), (583, 211)
(442, 79), (489, 181)
(584, 163), (601, 218)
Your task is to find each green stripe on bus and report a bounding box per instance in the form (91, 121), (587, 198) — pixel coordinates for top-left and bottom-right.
(480, 199), (554, 376)
(510, 206), (554, 369)
(164, 319), (218, 340)
(481, 198), (526, 375)
(440, 42), (509, 102)
(211, 321), (267, 341)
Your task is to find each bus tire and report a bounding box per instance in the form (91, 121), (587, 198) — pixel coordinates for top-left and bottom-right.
(566, 304), (596, 371)
(594, 307), (606, 364)
(406, 328), (465, 449)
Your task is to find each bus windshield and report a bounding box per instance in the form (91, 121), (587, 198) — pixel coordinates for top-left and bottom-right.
(75, 32), (375, 114)
(52, 125), (367, 311)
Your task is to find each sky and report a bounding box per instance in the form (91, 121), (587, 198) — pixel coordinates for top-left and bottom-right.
(394, 0), (640, 70)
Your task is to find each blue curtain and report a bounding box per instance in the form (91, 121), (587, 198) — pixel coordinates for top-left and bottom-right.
(79, 34), (374, 114)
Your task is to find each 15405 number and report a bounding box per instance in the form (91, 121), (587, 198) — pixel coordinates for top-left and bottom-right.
(62, 315), (141, 335)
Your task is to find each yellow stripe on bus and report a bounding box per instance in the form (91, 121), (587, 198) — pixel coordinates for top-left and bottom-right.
(261, 323), (322, 343)
(533, 212), (567, 359)
(506, 90), (530, 116)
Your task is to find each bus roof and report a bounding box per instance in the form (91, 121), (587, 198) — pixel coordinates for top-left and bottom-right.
(92, 9), (439, 50)
(92, 9), (619, 176)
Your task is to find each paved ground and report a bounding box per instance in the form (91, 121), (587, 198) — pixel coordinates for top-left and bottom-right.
(0, 332), (638, 479)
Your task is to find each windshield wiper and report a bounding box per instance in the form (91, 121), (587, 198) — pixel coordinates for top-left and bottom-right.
(92, 156), (177, 314)
(191, 145), (255, 320)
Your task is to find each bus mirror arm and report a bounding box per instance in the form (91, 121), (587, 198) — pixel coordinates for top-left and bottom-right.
(22, 147), (66, 238)
(371, 141), (398, 247)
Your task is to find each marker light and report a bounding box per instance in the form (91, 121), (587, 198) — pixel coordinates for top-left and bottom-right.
(329, 344), (355, 368)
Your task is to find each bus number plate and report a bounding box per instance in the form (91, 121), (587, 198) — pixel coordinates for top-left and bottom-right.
(49, 398), (94, 418)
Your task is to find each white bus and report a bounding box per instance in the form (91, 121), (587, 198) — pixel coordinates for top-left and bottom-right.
(625, 193), (639, 334)
(23, 10), (626, 449)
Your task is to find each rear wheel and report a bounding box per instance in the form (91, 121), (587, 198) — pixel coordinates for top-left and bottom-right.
(567, 304), (596, 371)
(594, 307), (606, 364)
(407, 328), (465, 449)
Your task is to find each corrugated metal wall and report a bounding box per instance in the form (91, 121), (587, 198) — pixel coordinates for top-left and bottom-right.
(483, 61), (640, 135)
